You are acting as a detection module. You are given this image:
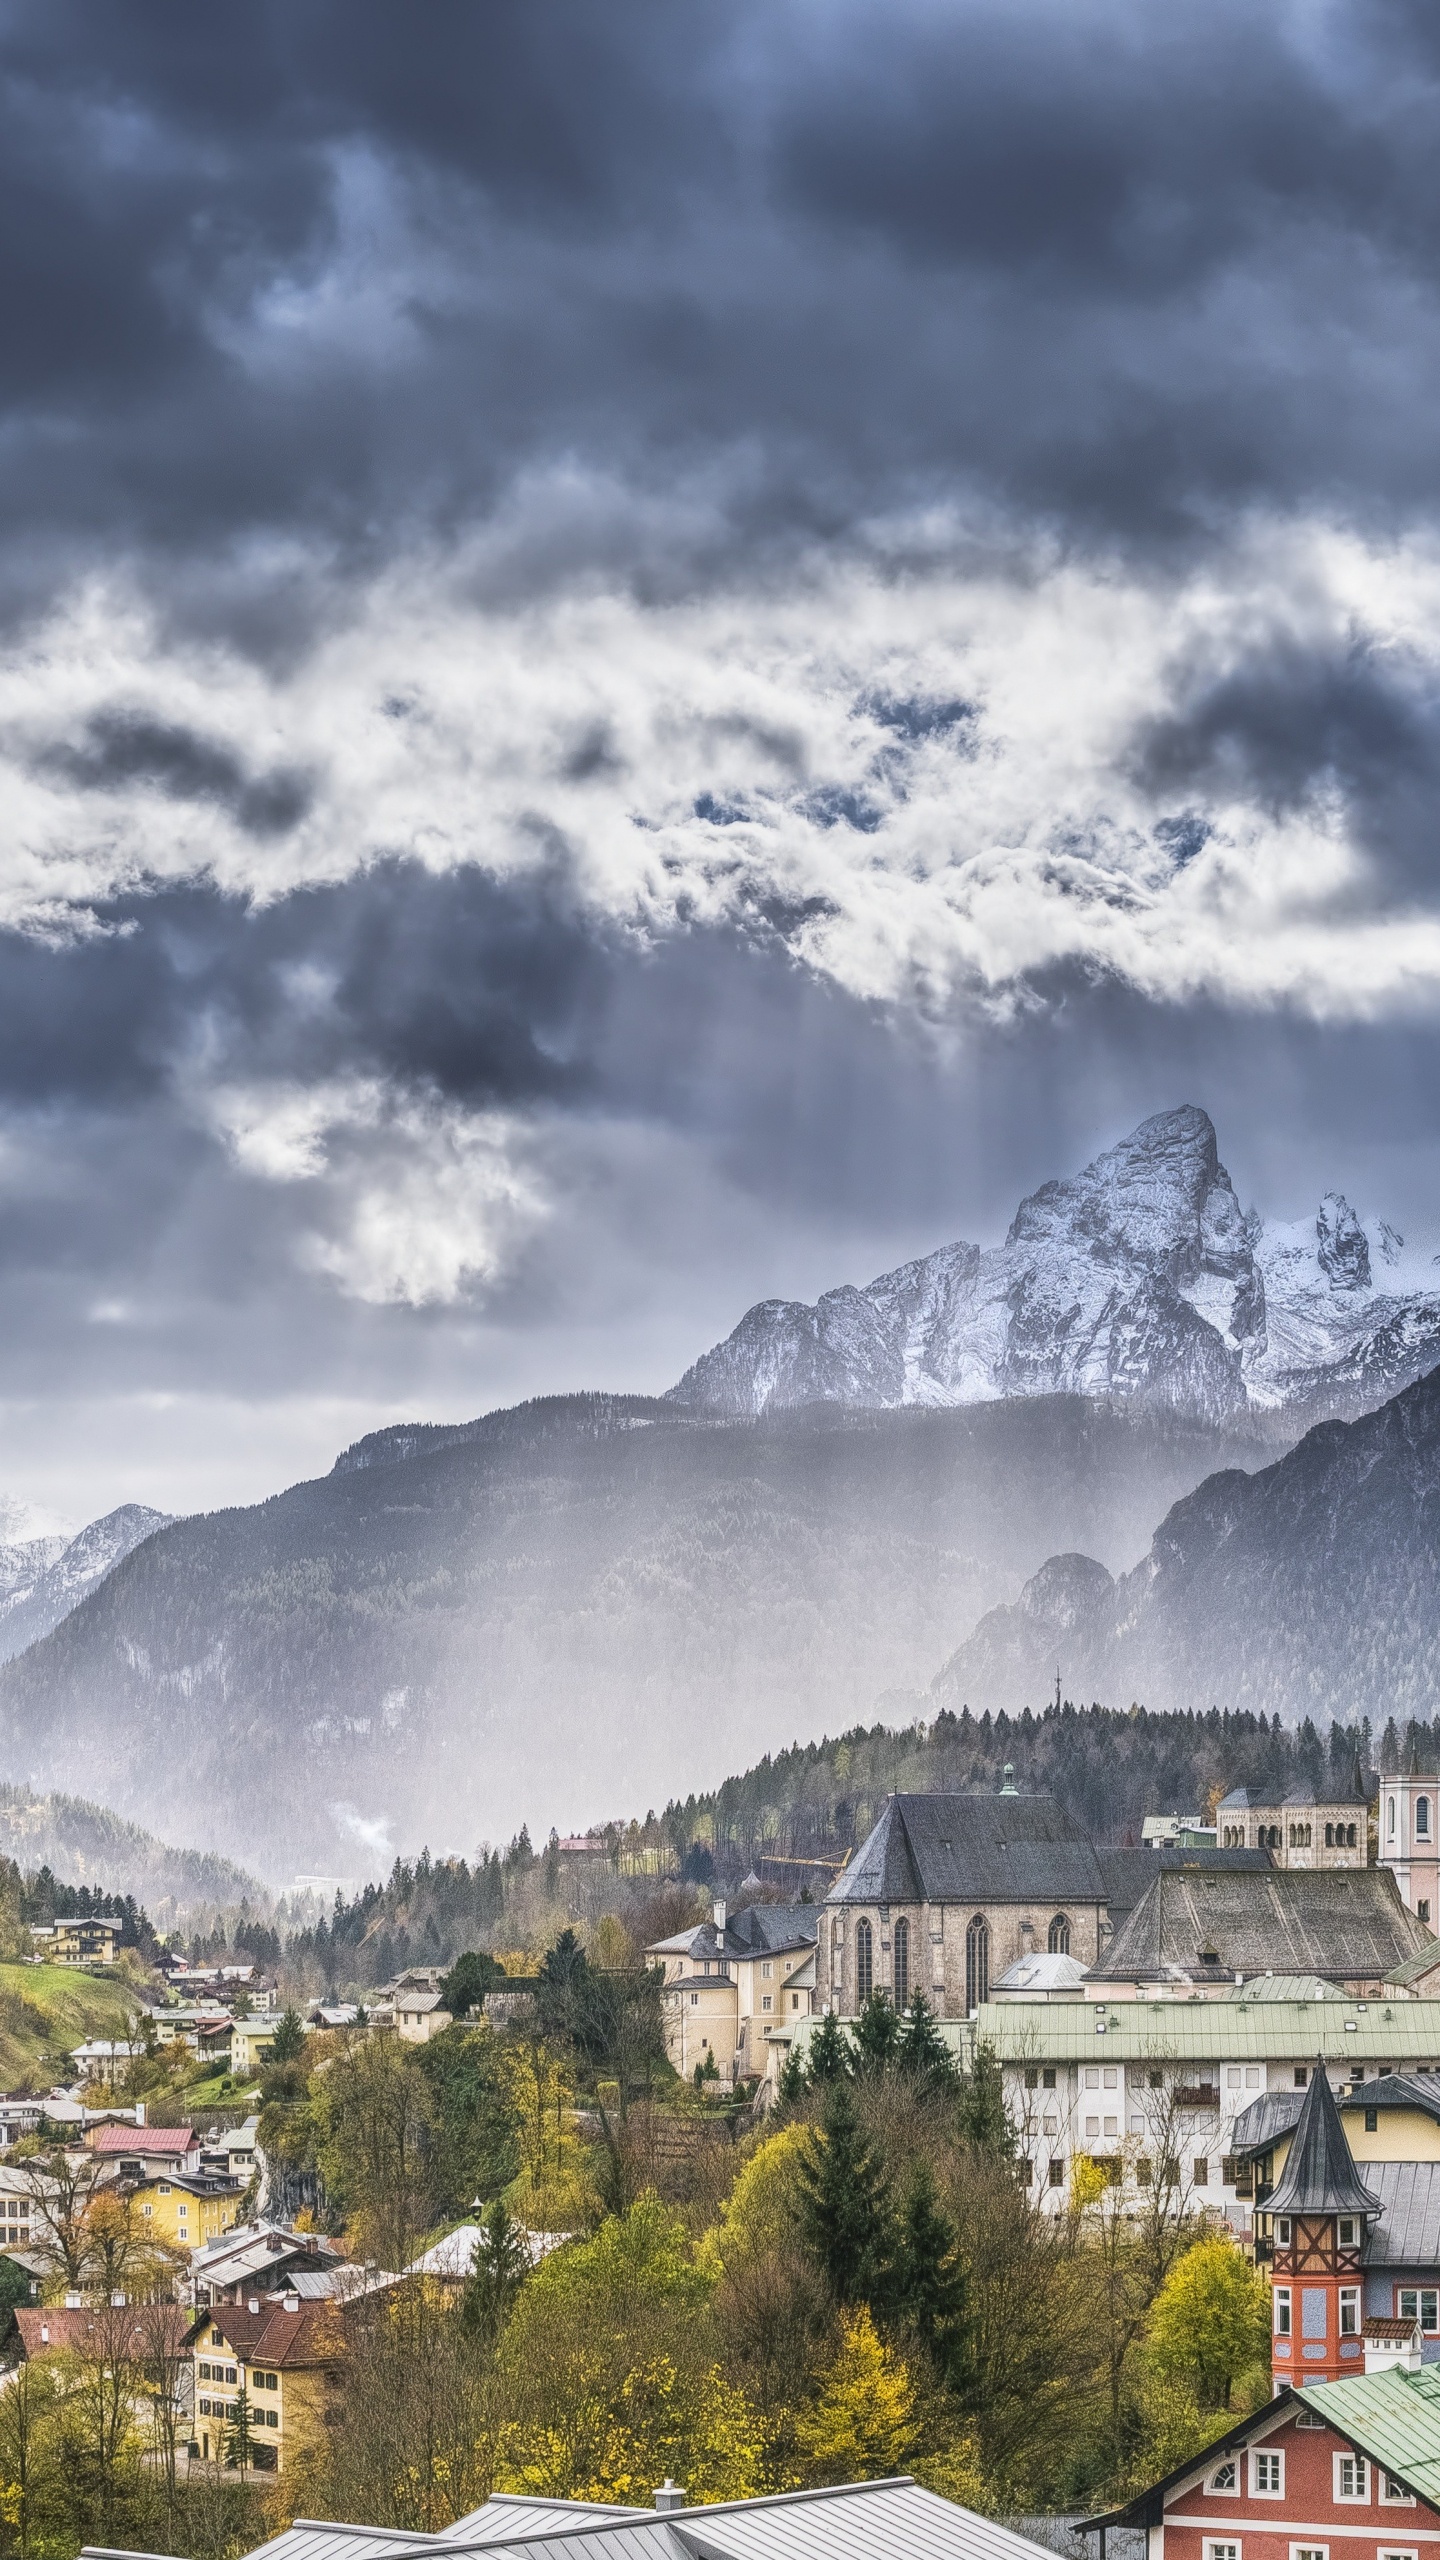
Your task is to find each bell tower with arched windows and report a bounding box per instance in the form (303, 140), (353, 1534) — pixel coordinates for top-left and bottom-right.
(1380, 1752), (1440, 1933)
(1256, 2063), (1379, 2387)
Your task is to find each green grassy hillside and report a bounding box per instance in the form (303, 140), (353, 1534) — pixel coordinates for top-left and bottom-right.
(0, 1961), (140, 2091)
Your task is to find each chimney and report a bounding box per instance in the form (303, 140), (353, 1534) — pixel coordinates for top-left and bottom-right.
(283, 2292), (300, 2312)
(654, 2482), (685, 2513)
(712, 1900), (726, 1936)
(111, 2291), (125, 2308)
(248, 2297), (260, 2314)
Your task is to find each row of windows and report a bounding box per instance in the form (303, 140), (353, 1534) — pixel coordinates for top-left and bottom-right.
(850, 1912), (1070, 2011)
(1389, 1795), (1432, 1838)
(197, 2397), (280, 2426)
(1206, 2542), (1418, 2560)
(1206, 2453), (1411, 2507)
(1272, 2284), (1362, 2335)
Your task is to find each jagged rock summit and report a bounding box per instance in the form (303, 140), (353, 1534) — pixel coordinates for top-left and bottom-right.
(669, 1105), (1440, 1424)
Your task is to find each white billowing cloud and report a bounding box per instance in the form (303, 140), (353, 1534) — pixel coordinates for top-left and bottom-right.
(4, 504), (1440, 1021)
(206, 1078), (546, 1305)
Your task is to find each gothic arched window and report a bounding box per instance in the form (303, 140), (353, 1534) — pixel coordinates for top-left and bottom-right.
(1048, 1913), (1070, 1955)
(855, 1918), (873, 2007)
(966, 1914), (990, 2013)
(893, 1917), (909, 2011)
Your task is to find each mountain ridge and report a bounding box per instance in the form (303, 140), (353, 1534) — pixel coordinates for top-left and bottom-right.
(669, 1105), (1440, 1425)
(934, 1360), (1440, 1723)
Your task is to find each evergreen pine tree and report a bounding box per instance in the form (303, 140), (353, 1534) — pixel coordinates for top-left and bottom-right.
(806, 2009), (853, 2085)
(774, 2045), (809, 2109)
(851, 1989), (902, 2077)
(896, 1993), (958, 2090)
(461, 2197), (532, 2342)
(890, 2165), (973, 2387)
(957, 2039), (1012, 2153)
(798, 2080), (895, 2305)
(224, 2386), (256, 2472)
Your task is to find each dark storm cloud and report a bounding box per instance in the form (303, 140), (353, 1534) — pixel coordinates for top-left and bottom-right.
(0, 0), (1439, 585)
(1131, 633), (1440, 897)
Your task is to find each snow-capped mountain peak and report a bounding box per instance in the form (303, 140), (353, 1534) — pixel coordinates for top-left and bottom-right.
(668, 1105), (1440, 1424)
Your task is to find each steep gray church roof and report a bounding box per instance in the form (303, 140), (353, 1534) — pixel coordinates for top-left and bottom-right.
(1091, 1865), (1429, 1986)
(830, 1794), (1106, 1907)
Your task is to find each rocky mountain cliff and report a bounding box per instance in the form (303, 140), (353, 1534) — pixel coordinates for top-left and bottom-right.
(670, 1105), (1440, 1425)
(0, 1506), (170, 1664)
(0, 1393), (1269, 1876)
(934, 1361), (1440, 1723)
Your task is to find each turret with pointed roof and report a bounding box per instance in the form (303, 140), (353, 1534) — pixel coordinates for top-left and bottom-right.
(1262, 2062), (1379, 2388)
(1265, 2062), (1380, 2222)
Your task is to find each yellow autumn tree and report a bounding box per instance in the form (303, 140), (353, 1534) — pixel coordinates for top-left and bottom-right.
(794, 2308), (918, 2485)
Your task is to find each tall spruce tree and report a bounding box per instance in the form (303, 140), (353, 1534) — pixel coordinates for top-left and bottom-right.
(890, 2165), (973, 2386)
(798, 2080), (895, 2306)
(896, 1993), (958, 2091)
(850, 1989), (902, 2077)
(806, 2010), (854, 2085)
(957, 2038), (1012, 2153)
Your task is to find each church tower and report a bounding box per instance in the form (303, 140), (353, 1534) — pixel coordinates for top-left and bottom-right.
(1259, 2063), (1379, 2387)
(1380, 1750), (1440, 1930)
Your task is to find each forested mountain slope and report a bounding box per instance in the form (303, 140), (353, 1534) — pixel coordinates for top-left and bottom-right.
(934, 1362), (1440, 1723)
(0, 1391), (1268, 1876)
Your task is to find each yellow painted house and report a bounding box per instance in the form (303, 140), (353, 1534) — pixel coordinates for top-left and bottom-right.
(229, 2019), (280, 2076)
(134, 2172), (246, 2253)
(648, 1898), (818, 2087)
(1233, 2069), (1440, 2197)
(187, 2296), (342, 2474)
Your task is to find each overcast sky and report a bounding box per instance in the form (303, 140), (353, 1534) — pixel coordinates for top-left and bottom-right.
(5, 0), (1440, 1526)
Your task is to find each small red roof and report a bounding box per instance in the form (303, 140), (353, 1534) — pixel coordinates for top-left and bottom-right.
(16, 2305), (190, 2359)
(86, 2123), (199, 2156)
(190, 2297), (344, 2369)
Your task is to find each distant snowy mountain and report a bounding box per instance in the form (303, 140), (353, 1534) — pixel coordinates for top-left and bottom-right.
(669, 1105), (1440, 1425)
(0, 1506), (170, 1663)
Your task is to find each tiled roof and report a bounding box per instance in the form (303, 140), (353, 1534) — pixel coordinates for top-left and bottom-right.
(1091, 1866), (1428, 1984)
(19, 2304), (189, 2358)
(830, 1794), (1105, 1908)
(87, 2122), (198, 2155)
(1096, 1846), (1273, 1919)
(190, 2297), (342, 2368)
(1265, 2063), (1380, 2218)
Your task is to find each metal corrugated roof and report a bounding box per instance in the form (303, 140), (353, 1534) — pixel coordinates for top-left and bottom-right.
(1364, 2163), (1440, 2267)
(245, 2484), (1063, 2560)
(441, 2504), (643, 2545)
(1296, 2366), (1440, 2502)
(680, 2482), (1059, 2560)
(971, 1997), (1440, 2064)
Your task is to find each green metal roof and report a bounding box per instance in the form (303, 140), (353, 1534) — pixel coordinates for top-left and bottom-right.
(964, 1996), (1440, 2064)
(1386, 1944), (1440, 1988)
(1296, 2367), (1440, 2503)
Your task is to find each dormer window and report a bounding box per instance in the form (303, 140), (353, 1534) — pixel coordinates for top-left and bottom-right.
(1276, 2217), (1292, 2245)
